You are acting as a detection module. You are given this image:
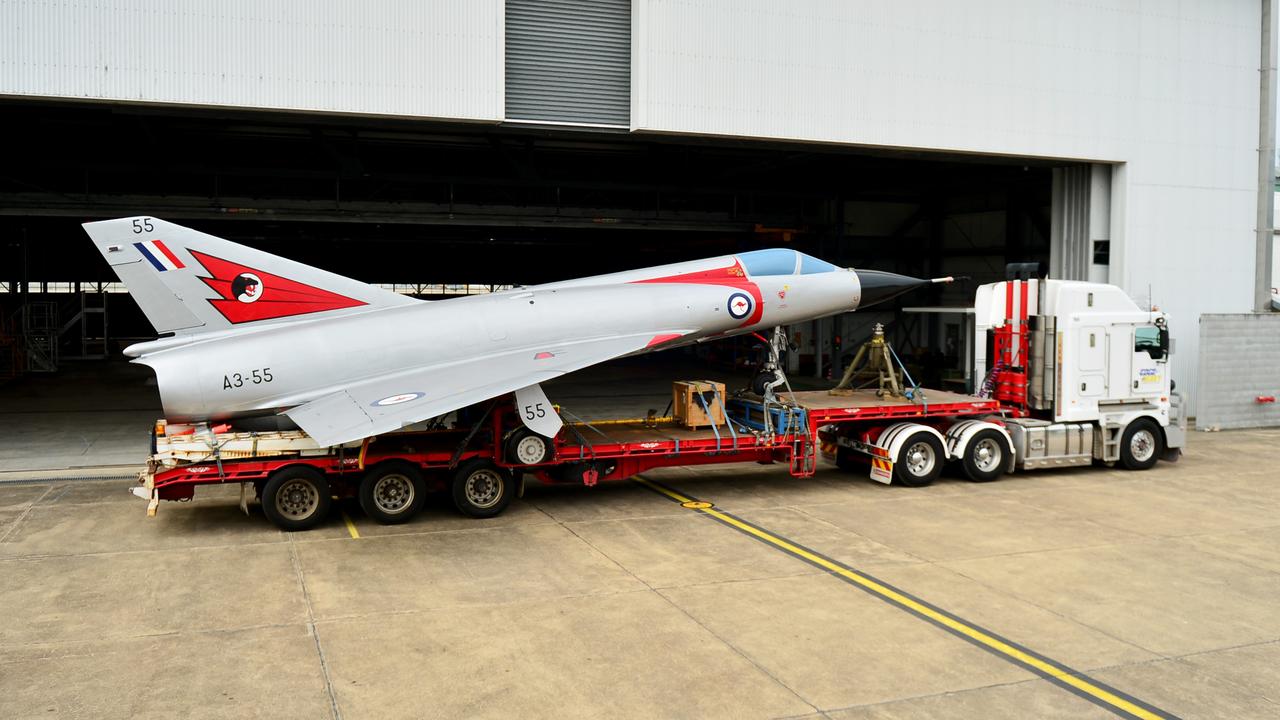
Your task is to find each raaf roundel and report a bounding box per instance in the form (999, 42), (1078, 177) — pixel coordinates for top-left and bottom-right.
(189, 250), (366, 324)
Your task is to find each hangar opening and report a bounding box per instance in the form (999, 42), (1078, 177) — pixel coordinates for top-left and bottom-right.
(0, 101), (1070, 390)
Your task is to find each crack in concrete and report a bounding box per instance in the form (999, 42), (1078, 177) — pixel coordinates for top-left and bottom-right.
(0, 485), (56, 544)
(289, 534), (342, 720)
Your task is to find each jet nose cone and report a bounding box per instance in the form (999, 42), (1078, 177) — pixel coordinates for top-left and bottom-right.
(855, 269), (931, 309)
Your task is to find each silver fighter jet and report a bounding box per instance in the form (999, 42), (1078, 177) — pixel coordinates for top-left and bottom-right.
(85, 217), (940, 446)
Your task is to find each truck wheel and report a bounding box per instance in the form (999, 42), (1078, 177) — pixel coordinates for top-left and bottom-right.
(962, 429), (1009, 482)
(1119, 419), (1162, 471)
(262, 466), (331, 531)
(894, 432), (944, 487)
(359, 462), (426, 525)
(451, 459), (513, 518)
(505, 428), (553, 466)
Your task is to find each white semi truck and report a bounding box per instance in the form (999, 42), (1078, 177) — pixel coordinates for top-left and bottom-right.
(973, 277), (1186, 472)
(820, 275), (1186, 486)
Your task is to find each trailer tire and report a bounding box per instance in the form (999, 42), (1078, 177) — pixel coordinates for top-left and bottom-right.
(505, 428), (553, 466)
(961, 429), (1010, 482)
(893, 432), (944, 487)
(1119, 418), (1162, 471)
(262, 466), (331, 531)
(359, 462), (427, 525)
(451, 459), (513, 518)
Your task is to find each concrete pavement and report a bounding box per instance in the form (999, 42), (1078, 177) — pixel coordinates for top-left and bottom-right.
(1, 428), (1278, 718)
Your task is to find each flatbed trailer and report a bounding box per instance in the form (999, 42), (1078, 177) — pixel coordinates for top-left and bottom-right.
(139, 386), (1005, 530)
(134, 274), (1188, 531)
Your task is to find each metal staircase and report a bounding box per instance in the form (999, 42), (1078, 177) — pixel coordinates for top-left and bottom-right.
(1, 290), (111, 379)
(21, 301), (58, 373)
(59, 291), (109, 360)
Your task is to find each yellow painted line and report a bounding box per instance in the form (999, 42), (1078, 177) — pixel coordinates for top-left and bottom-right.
(340, 509), (361, 539)
(633, 477), (1173, 720)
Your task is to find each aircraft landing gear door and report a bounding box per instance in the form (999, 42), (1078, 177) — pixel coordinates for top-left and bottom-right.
(514, 384), (564, 438)
(1077, 326), (1106, 397)
(1131, 325), (1166, 397)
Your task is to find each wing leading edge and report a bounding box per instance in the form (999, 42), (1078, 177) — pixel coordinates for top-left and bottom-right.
(284, 331), (692, 446)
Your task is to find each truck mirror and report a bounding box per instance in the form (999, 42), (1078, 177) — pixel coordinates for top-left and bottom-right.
(1159, 328), (1170, 355)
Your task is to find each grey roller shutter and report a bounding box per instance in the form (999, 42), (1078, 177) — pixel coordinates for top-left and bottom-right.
(506, 0), (630, 126)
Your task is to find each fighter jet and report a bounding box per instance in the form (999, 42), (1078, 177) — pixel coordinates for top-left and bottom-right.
(84, 217), (941, 446)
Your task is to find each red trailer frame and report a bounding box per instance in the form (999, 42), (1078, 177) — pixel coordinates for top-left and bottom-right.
(144, 388), (1002, 506)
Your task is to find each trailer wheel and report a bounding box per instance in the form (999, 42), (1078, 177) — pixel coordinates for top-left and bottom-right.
(262, 466), (331, 531)
(1119, 418), (1162, 471)
(894, 432), (944, 487)
(961, 429), (1009, 482)
(451, 459), (513, 518)
(359, 462), (427, 525)
(505, 428), (553, 466)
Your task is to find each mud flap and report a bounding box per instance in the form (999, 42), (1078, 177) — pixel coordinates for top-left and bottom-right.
(869, 457), (894, 484)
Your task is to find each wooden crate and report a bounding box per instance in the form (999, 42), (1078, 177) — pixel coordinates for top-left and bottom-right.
(672, 380), (727, 429)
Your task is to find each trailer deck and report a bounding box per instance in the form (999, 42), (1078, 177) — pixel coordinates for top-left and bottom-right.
(141, 385), (1004, 519)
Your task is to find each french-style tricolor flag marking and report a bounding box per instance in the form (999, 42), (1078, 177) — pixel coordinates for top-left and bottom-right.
(133, 240), (185, 272)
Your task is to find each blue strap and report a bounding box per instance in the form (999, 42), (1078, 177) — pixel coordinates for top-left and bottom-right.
(695, 391), (722, 453)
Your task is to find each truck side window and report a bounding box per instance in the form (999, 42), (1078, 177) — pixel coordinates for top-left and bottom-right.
(1135, 326), (1164, 360)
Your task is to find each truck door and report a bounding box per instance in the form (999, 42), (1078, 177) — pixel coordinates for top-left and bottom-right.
(1077, 326), (1106, 397)
(1130, 325), (1167, 397)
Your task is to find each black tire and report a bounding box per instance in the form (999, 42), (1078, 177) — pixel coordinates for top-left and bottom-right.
(261, 466), (331, 531)
(505, 428), (553, 466)
(1119, 418), (1163, 471)
(358, 462), (427, 525)
(961, 429), (1010, 482)
(752, 369), (780, 395)
(451, 459), (513, 518)
(834, 447), (860, 472)
(893, 431), (945, 487)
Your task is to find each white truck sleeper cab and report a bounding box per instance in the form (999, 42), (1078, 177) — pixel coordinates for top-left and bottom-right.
(975, 278), (1186, 471)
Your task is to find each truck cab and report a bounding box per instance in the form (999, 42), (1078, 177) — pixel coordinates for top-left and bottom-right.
(974, 278), (1186, 470)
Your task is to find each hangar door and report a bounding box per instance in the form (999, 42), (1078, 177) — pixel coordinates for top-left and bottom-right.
(505, 0), (631, 126)
(1050, 163), (1112, 283)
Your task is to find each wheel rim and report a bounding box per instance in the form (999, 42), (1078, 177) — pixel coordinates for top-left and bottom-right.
(1130, 429), (1156, 462)
(276, 478), (319, 519)
(972, 438), (1002, 472)
(514, 435), (547, 464)
(905, 441), (936, 477)
(465, 469), (504, 509)
(373, 473), (414, 514)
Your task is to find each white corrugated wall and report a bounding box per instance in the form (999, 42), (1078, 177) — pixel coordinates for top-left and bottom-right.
(0, 0), (505, 120)
(632, 0), (1263, 414)
(0, 0), (1267, 414)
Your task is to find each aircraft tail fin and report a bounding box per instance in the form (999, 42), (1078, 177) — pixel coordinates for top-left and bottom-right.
(83, 216), (418, 335)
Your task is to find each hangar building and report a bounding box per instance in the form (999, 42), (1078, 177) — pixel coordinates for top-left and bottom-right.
(1, 0), (1275, 416)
